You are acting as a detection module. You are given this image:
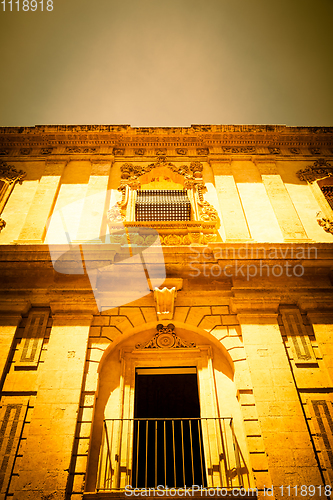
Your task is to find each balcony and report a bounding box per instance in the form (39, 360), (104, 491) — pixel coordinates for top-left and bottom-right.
(96, 418), (249, 493)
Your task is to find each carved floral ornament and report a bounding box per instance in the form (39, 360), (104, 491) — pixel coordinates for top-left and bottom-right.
(317, 214), (333, 235)
(0, 161), (26, 185)
(118, 155), (204, 189)
(136, 324), (196, 349)
(296, 160), (333, 236)
(0, 162), (26, 233)
(296, 159), (333, 184)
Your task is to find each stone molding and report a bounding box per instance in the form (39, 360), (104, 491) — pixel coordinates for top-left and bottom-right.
(0, 300), (31, 316)
(297, 297), (333, 313)
(1, 125), (332, 154)
(50, 301), (98, 316)
(230, 297), (281, 315)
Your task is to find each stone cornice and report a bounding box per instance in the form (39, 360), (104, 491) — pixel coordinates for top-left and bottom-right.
(0, 125), (332, 153)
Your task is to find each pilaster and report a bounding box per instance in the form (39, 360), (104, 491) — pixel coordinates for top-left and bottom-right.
(234, 299), (323, 493)
(12, 309), (93, 500)
(15, 160), (67, 244)
(255, 158), (309, 241)
(75, 158), (113, 243)
(210, 158), (251, 241)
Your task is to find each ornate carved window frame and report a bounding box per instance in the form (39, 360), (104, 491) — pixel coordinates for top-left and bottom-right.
(296, 159), (333, 235)
(0, 161), (26, 232)
(107, 155), (220, 246)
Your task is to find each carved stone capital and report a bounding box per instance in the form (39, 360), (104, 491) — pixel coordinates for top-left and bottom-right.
(209, 158), (232, 175)
(254, 158), (278, 175)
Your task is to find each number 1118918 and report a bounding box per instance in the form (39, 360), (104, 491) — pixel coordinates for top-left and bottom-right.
(1, 0), (53, 10)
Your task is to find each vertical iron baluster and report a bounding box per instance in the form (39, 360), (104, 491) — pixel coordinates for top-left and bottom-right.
(172, 420), (176, 487)
(136, 420), (140, 487)
(145, 420), (148, 488)
(97, 418), (105, 490)
(155, 420), (158, 488)
(181, 420), (185, 486)
(197, 419), (204, 486)
(127, 419), (130, 486)
(189, 419), (194, 485)
(109, 419), (114, 489)
(104, 420), (112, 489)
(164, 420), (167, 488)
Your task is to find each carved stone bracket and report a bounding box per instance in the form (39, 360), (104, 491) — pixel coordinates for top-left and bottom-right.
(136, 324), (196, 349)
(154, 287), (176, 320)
(296, 159), (333, 184)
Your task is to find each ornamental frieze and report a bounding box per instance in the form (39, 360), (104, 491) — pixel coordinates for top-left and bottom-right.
(309, 147), (321, 155)
(222, 146), (256, 154)
(296, 159), (333, 183)
(65, 147), (98, 154)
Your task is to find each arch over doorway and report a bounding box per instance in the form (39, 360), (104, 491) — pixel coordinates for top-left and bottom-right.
(85, 322), (251, 492)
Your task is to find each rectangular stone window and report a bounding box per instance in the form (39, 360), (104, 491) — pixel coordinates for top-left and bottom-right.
(135, 190), (191, 221)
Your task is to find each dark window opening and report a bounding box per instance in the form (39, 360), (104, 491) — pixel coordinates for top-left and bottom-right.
(135, 190), (191, 221)
(321, 185), (333, 210)
(132, 368), (207, 488)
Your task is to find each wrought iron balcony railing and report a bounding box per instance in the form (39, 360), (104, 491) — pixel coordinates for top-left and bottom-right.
(97, 418), (248, 491)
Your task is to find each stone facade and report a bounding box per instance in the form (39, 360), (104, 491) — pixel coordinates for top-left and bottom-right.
(0, 124), (332, 500)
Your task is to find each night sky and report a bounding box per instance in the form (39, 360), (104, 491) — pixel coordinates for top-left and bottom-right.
(0, 0), (332, 127)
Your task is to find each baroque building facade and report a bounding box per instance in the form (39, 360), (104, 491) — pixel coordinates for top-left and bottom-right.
(0, 124), (333, 500)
